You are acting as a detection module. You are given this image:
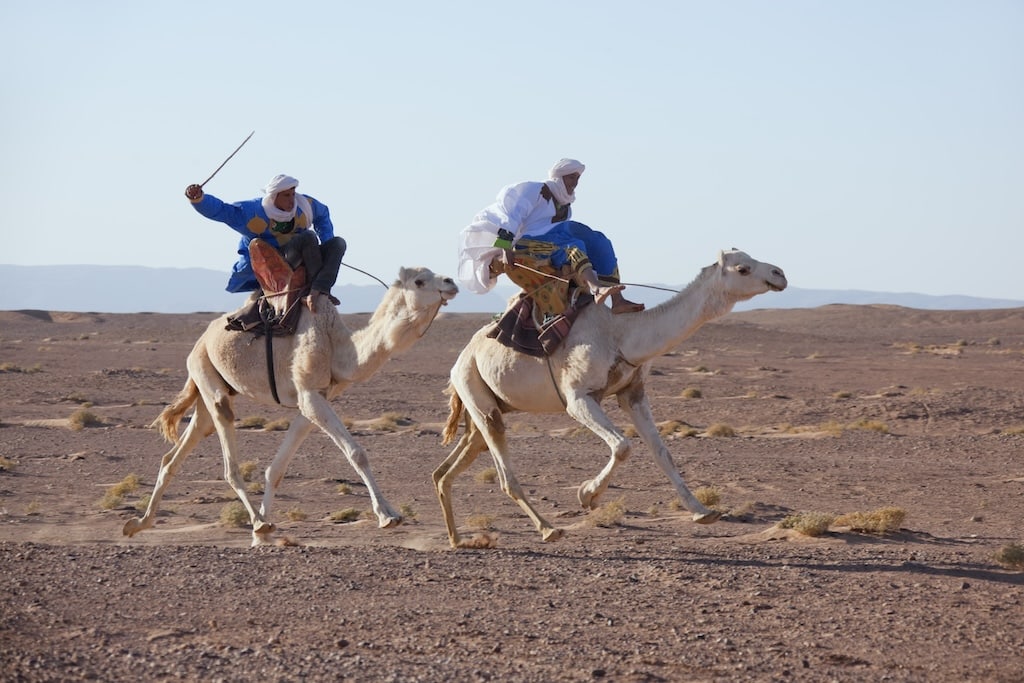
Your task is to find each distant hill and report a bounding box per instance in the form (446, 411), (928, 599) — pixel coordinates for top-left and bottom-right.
(0, 264), (1020, 314)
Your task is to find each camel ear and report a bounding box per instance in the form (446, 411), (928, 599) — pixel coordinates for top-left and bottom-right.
(717, 250), (726, 266)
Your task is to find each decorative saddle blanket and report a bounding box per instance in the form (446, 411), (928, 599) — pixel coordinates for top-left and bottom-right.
(487, 291), (592, 358)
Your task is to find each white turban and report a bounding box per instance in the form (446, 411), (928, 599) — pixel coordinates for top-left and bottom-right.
(264, 174), (299, 196)
(261, 174), (302, 223)
(548, 158), (585, 179)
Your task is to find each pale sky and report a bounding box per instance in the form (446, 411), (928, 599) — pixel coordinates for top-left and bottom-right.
(3, 1), (1022, 300)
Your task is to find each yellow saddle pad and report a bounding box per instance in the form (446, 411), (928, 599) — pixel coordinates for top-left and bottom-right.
(491, 251), (571, 317)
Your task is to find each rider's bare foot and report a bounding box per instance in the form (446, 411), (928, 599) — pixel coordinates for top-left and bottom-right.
(591, 284), (625, 307)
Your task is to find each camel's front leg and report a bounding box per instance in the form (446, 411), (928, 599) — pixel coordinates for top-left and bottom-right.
(564, 392), (633, 510)
(297, 391), (402, 528)
(620, 390), (719, 524)
(253, 415), (317, 546)
(123, 403), (213, 537)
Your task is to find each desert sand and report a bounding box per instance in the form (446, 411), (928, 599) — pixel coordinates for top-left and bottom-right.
(1, 303), (1023, 682)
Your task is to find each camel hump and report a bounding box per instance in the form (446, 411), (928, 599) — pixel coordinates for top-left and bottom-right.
(249, 238), (295, 295)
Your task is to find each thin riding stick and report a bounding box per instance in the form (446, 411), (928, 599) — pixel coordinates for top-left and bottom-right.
(201, 130), (255, 188)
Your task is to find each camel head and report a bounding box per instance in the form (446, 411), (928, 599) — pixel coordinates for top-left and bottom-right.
(389, 266), (460, 313)
(716, 249), (788, 301)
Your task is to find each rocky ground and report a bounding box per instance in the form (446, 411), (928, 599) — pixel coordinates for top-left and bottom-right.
(1, 303), (1023, 682)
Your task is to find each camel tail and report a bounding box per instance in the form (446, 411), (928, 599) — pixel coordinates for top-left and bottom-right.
(150, 378), (201, 444)
(441, 383), (464, 446)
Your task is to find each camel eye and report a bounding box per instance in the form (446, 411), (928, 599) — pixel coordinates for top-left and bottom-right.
(736, 265), (751, 275)
(414, 279), (426, 288)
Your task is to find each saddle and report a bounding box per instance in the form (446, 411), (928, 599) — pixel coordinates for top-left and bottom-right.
(225, 239), (313, 337)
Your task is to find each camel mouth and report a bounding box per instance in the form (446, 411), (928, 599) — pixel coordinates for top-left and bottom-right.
(767, 282), (786, 292)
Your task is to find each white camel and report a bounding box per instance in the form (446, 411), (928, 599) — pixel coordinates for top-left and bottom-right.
(433, 249), (787, 548)
(124, 266), (459, 546)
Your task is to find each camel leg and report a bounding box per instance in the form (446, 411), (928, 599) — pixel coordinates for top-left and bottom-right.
(561, 392), (634, 510)
(463, 401), (563, 544)
(432, 425), (486, 548)
(122, 402), (214, 537)
(296, 390), (402, 528)
(619, 390), (719, 524)
(254, 416), (317, 546)
(189, 356), (274, 541)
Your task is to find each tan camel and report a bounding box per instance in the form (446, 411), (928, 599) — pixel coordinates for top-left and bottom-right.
(433, 249), (787, 548)
(123, 266), (459, 546)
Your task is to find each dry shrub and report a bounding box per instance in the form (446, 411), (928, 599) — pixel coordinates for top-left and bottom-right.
(336, 482), (353, 495)
(69, 409), (102, 431)
(246, 482), (263, 495)
(264, 418), (290, 431)
(237, 416), (266, 430)
(26, 500), (41, 516)
(475, 467), (497, 484)
(466, 513), (495, 530)
(705, 423), (735, 438)
(239, 460), (259, 482)
(329, 508), (361, 523)
(0, 456), (17, 471)
(134, 494), (151, 512)
(657, 420), (698, 438)
(994, 543), (1024, 571)
(365, 412), (413, 431)
(1003, 426), (1024, 436)
(694, 486), (722, 507)
(833, 391), (853, 399)
(284, 507), (307, 522)
(219, 501), (249, 527)
(680, 387), (702, 399)
(399, 503), (416, 519)
(99, 474), (140, 510)
(833, 506), (906, 533)
(589, 497), (626, 528)
(779, 511), (835, 537)
(0, 363), (42, 374)
(849, 419), (889, 434)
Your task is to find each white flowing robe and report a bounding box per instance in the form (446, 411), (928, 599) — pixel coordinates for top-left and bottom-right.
(457, 181), (572, 293)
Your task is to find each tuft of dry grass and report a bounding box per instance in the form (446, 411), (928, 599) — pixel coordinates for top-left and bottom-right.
(994, 543), (1024, 571)
(833, 506), (906, 533)
(329, 508), (362, 523)
(848, 419), (889, 434)
(264, 418), (290, 431)
(465, 513), (496, 531)
(284, 507), (307, 522)
(705, 423), (735, 438)
(1002, 426), (1024, 436)
(364, 412), (413, 431)
(99, 474), (140, 510)
(0, 362), (42, 374)
(219, 501), (249, 527)
(399, 503), (416, 519)
(69, 409), (102, 431)
(336, 482), (353, 495)
(0, 456), (18, 471)
(26, 500), (41, 516)
(694, 486), (722, 507)
(237, 416), (266, 430)
(475, 467), (497, 484)
(589, 497), (627, 528)
(832, 391), (853, 399)
(239, 460), (259, 482)
(656, 420), (699, 438)
(680, 387), (702, 399)
(779, 511), (835, 537)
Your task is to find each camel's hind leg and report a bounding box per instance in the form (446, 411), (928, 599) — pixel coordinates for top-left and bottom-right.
(432, 422), (487, 548)
(619, 389), (719, 524)
(188, 354), (274, 541)
(458, 392), (563, 544)
(122, 401), (214, 537)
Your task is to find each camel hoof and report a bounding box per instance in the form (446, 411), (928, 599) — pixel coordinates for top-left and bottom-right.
(253, 521), (276, 535)
(122, 518), (146, 537)
(541, 527), (564, 543)
(692, 510), (722, 525)
(577, 483), (598, 509)
(379, 515), (403, 529)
